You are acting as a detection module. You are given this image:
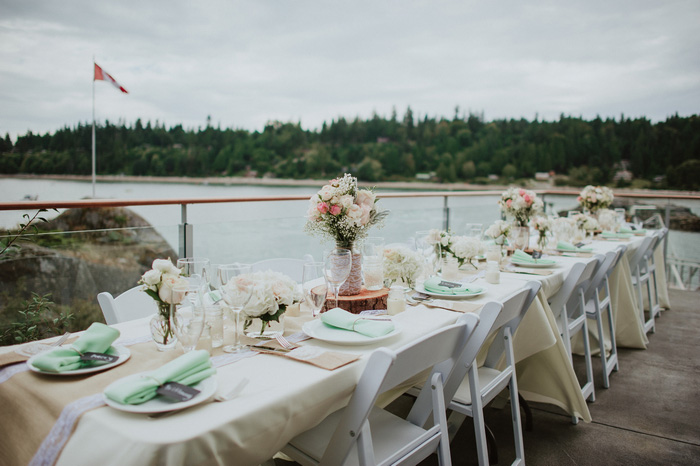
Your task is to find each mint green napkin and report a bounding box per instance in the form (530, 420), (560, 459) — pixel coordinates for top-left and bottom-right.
(619, 227), (646, 235)
(601, 231), (632, 239)
(104, 350), (215, 405)
(31, 323), (120, 373)
(321, 308), (395, 338)
(511, 249), (556, 265)
(423, 276), (483, 295)
(556, 241), (593, 253)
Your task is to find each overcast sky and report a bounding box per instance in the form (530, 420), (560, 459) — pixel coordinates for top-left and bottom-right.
(1, 0), (699, 141)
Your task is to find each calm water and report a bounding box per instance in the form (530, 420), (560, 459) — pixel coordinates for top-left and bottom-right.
(1, 178), (698, 270)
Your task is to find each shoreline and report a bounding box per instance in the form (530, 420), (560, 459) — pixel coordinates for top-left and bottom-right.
(1, 174), (698, 197)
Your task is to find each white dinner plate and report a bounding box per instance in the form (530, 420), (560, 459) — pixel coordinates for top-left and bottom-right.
(103, 373), (217, 414)
(414, 283), (486, 299)
(26, 346), (131, 376)
(302, 318), (401, 346)
(510, 260), (557, 269)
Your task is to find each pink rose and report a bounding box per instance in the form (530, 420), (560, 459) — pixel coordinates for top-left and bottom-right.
(330, 205), (342, 216)
(518, 189), (526, 196)
(506, 199), (513, 207)
(523, 194), (531, 203)
(317, 202), (329, 214)
(359, 204), (371, 225)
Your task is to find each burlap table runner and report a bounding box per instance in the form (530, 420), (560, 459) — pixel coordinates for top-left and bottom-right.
(0, 341), (182, 466)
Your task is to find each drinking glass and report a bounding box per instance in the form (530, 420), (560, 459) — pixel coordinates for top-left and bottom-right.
(302, 262), (328, 317)
(362, 237), (385, 259)
(177, 257), (212, 289)
(324, 249), (352, 309)
(217, 263), (253, 353)
(465, 223), (484, 239)
(414, 230), (440, 278)
(171, 283), (206, 353)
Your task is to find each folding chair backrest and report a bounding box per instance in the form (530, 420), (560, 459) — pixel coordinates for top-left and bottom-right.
(628, 236), (655, 273)
(251, 254), (314, 282)
(564, 254), (603, 315)
(582, 251), (618, 303)
(321, 313), (480, 465)
(97, 285), (158, 325)
(548, 262), (587, 320)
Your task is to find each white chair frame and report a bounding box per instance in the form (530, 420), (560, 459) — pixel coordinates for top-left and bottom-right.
(280, 312), (480, 466)
(97, 285), (158, 325)
(629, 235), (659, 334)
(251, 254), (314, 282)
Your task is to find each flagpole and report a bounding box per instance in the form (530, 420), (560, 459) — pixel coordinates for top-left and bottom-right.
(91, 57), (96, 199)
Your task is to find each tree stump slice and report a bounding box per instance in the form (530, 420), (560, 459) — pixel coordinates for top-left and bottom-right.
(323, 287), (389, 314)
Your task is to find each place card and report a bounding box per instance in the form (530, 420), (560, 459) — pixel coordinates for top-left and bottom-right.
(437, 280), (462, 289)
(531, 251), (543, 259)
(80, 352), (119, 363)
(156, 382), (201, 402)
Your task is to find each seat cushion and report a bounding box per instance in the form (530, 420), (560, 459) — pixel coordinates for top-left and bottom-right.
(451, 367), (503, 406)
(286, 406), (432, 465)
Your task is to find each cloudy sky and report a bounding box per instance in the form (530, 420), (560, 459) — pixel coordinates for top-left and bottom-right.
(1, 0), (698, 140)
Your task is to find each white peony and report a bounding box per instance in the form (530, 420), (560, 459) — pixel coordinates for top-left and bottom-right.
(152, 258), (180, 276)
(356, 189), (376, 208)
(158, 275), (189, 304)
(141, 269), (161, 287)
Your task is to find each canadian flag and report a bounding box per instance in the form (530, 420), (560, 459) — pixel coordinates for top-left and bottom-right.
(94, 63), (128, 94)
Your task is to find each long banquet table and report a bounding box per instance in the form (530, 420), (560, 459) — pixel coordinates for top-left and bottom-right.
(0, 230), (668, 466)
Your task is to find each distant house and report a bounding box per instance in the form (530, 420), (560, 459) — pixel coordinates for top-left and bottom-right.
(488, 174), (499, 181)
(416, 172), (436, 181)
(535, 172), (550, 181)
(613, 170), (633, 182)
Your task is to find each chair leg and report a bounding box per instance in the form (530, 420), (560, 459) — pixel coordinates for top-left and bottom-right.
(580, 317), (596, 402)
(485, 423), (499, 465)
(518, 394), (533, 431)
(595, 310), (611, 389)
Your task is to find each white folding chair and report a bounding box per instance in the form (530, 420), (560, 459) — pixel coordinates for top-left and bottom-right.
(409, 281), (540, 466)
(280, 312), (480, 466)
(580, 247), (625, 389)
(548, 257), (602, 413)
(97, 285), (158, 325)
(629, 235), (659, 334)
(251, 254), (314, 282)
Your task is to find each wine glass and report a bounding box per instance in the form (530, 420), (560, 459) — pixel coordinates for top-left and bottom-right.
(170, 283), (206, 353)
(177, 257), (212, 290)
(323, 249), (352, 309)
(302, 262), (327, 317)
(465, 223), (484, 239)
(414, 230), (440, 278)
(217, 263), (253, 353)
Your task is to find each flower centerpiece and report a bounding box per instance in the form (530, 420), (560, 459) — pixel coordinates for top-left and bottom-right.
(426, 229), (483, 269)
(573, 213), (599, 233)
(596, 209), (619, 232)
(304, 173), (388, 295)
(139, 258), (189, 350)
(223, 270), (302, 338)
(485, 220), (511, 246)
(498, 187), (543, 227)
(578, 185), (614, 214)
(552, 217), (575, 243)
(383, 246), (423, 289)
(531, 216), (552, 250)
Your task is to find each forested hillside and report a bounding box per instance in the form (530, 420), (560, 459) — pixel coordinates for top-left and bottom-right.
(1, 110), (699, 189)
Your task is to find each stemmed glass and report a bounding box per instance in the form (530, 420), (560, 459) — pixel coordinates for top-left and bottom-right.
(170, 283), (206, 353)
(323, 249), (352, 309)
(415, 230), (440, 278)
(302, 262), (328, 318)
(465, 223), (484, 239)
(217, 263), (253, 354)
(177, 257), (212, 290)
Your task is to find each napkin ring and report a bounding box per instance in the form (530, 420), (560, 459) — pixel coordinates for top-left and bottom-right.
(68, 344), (84, 356)
(142, 374), (165, 387)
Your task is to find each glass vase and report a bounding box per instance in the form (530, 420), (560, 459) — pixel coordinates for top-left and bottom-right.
(150, 303), (177, 351)
(511, 225), (530, 251)
(338, 243), (362, 296)
(245, 314), (285, 340)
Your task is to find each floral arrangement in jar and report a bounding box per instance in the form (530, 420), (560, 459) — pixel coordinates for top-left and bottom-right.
(530, 216), (552, 250)
(223, 270), (302, 337)
(552, 217), (575, 242)
(304, 173), (388, 249)
(573, 213), (599, 233)
(139, 258), (189, 349)
(383, 246), (423, 289)
(596, 209), (619, 232)
(498, 187), (543, 226)
(578, 185), (614, 214)
(485, 220), (512, 246)
(425, 229), (483, 269)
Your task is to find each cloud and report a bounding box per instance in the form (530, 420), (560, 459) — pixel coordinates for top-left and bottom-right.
(1, 0), (699, 140)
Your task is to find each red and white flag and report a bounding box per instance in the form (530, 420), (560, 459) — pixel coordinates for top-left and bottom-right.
(94, 63), (128, 94)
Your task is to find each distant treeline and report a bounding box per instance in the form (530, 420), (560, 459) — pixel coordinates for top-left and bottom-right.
(1, 110), (699, 189)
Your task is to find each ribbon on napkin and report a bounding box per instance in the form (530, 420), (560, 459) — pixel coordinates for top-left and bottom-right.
(30, 323), (120, 373)
(320, 308), (395, 338)
(556, 241), (593, 253)
(511, 249), (557, 265)
(423, 276), (482, 295)
(104, 349), (215, 405)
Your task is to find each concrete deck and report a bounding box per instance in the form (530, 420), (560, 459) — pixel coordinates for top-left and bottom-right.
(279, 289), (700, 465)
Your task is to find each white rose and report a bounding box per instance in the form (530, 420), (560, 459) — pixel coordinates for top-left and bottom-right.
(141, 269), (161, 286)
(152, 258), (180, 276)
(359, 204), (371, 225)
(356, 190), (376, 208)
(347, 204), (363, 223)
(159, 275), (189, 304)
(426, 229), (442, 245)
(339, 194), (354, 209)
(319, 185), (334, 201)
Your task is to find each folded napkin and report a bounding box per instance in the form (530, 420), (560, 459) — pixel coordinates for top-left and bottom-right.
(556, 241), (592, 253)
(104, 350), (216, 405)
(601, 231), (632, 239)
(511, 249), (556, 265)
(30, 323), (120, 373)
(320, 308), (395, 338)
(423, 276), (482, 295)
(619, 227), (646, 235)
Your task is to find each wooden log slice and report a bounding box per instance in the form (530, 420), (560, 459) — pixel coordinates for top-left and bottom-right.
(323, 287), (389, 314)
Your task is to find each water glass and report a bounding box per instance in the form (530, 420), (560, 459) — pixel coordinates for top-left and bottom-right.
(171, 283), (206, 353)
(324, 249), (352, 309)
(205, 303), (224, 348)
(302, 262), (327, 317)
(177, 257), (212, 289)
(363, 256), (384, 290)
(465, 223), (484, 239)
(415, 230), (440, 277)
(217, 263), (253, 353)
(362, 237), (385, 260)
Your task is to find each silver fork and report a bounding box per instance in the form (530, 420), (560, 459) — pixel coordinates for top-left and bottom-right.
(51, 332), (71, 347)
(274, 334), (295, 350)
(215, 378), (250, 402)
